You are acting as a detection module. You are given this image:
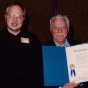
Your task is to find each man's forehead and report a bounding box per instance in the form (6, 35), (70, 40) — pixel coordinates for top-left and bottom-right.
(54, 18), (66, 24)
(6, 5), (23, 15)
(53, 19), (66, 27)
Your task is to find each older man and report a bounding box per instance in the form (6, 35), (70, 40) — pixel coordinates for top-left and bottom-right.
(46, 14), (88, 88)
(50, 15), (71, 47)
(44, 15), (81, 88)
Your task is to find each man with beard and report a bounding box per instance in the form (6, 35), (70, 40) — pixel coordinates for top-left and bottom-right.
(0, 3), (43, 88)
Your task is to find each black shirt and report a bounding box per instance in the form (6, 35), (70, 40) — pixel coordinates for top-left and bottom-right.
(0, 29), (43, 88)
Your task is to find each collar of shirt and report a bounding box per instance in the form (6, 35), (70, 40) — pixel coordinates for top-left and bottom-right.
(7, 28), (21, 36)
(54, 39), (70, 47)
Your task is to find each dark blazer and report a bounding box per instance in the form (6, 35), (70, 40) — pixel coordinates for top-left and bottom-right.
(43, 39), (81, 46)
(0, 28), (44, 88)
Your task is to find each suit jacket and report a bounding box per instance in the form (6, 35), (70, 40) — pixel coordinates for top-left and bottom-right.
(0, 28), (44, 88)
(43, 39), (81, 46)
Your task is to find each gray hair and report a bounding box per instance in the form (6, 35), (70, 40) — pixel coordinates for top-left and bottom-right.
(50, 14), (70, 30)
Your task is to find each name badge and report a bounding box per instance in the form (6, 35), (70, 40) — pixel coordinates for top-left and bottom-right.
(21, 37), (30, 44)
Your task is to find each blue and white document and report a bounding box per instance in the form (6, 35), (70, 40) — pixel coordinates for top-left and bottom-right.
(66, 43), (88, 83)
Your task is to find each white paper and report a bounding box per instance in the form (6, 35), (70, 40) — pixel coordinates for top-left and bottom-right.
(65, 43), (88, 83)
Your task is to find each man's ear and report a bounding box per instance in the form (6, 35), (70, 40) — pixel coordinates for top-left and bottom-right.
(67, 27), (69, 34)
(50, 29), (53, 34)
(23, 16), (25, 21)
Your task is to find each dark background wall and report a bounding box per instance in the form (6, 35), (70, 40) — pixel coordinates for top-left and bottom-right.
(0, 0), (88, 43)
(58, 0), (88, 43)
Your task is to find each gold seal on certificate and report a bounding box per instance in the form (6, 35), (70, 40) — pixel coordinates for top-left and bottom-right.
(70, 64), (76, 77)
